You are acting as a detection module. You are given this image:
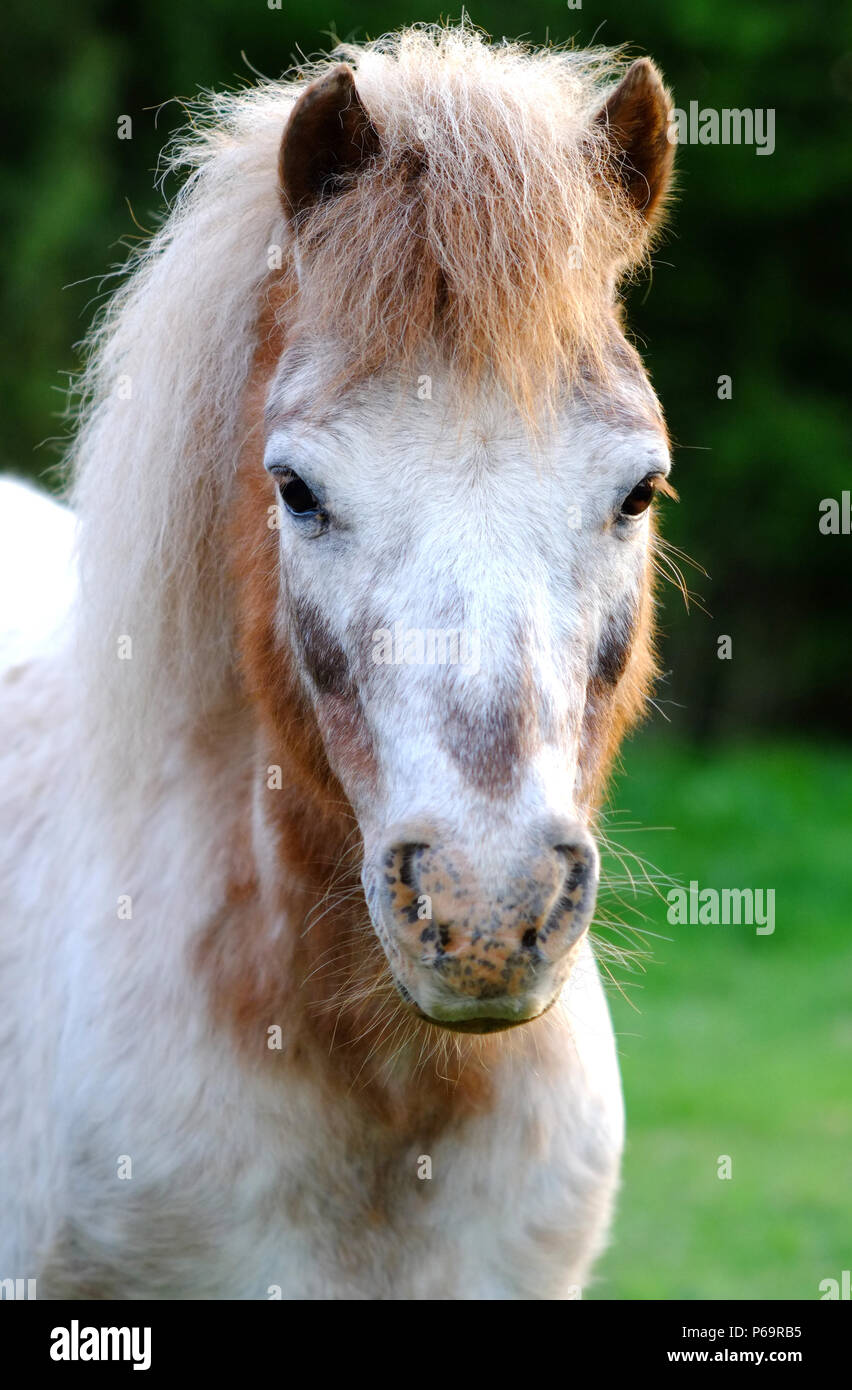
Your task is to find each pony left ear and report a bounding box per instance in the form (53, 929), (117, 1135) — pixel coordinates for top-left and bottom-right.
(594, 58), (674, 223)
(279, 64), (380, 224)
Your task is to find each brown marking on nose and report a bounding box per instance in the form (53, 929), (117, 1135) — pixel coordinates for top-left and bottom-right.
(440, 668), (538, 797)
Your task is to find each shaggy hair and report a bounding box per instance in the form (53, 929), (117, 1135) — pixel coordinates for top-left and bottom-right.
(69, 23), (663, 784)
(292, 29), (653, 412)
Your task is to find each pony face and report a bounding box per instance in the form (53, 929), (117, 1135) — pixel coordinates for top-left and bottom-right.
(259, 350), (670, 1030)
(232, 33), (676, 1034)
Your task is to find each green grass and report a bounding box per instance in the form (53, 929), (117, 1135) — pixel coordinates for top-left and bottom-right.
(586, 738), (852, 1300)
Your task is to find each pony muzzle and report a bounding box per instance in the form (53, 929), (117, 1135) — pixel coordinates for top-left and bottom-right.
(363, 824), (600, 1032)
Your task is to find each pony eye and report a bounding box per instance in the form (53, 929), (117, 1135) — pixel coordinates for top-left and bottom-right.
(279, 470), (320, 516)
(620, 475), (658, 518)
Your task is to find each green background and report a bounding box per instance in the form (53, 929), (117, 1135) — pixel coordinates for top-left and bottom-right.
(2, 0), (849, 1299)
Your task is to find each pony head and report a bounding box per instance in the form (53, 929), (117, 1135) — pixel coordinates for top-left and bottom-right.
(73, 27), (675, 1048)
(234, 32), (675, 1033)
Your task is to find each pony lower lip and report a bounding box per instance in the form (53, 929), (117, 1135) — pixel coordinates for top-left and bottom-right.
(414, 1009), (545, 1034)
(391, 971), (554, 1032)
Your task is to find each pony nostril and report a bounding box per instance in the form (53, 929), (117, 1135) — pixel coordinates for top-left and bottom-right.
(555, 843), (591, 892)
(565, 861), (585, 893)
(398, 842), (429, 890)
(521, 928), (538, 950)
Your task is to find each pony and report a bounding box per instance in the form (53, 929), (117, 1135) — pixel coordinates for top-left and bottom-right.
(0, 24), (676, 1299)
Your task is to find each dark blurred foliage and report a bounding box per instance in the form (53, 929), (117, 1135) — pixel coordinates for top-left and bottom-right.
(2, 0), (849, 737)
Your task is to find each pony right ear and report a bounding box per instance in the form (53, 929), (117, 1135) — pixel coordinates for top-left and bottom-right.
(279, 64), (380, 224)
(594, 58), (674, 225)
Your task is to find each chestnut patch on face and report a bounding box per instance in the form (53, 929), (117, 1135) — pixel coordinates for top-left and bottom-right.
(578, 578), (656, 811)
(287, 595), (380, 791)
(290, 596), (352, 697)
(591, 599), (639, 690)
(316, 691), (379, 791)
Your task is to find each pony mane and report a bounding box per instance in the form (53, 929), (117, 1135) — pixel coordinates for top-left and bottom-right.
(293, 27), (651, 413)
(68, 23), (660, 781)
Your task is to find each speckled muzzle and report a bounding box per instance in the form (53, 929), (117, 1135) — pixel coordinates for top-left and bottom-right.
(362, 823), (599, 1032)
